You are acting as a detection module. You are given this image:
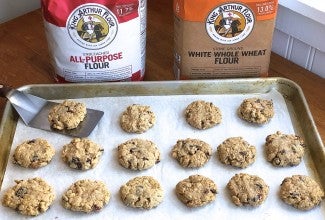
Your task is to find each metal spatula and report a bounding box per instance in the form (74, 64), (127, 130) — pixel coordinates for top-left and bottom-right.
(0, 84), (104, 137)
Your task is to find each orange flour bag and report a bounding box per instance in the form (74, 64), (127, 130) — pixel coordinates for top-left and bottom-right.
(41, 0), (147, 82)
(173, 0), (278, 79)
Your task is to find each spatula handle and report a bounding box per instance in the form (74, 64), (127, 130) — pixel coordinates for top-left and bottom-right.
(0, 84), (13, 98)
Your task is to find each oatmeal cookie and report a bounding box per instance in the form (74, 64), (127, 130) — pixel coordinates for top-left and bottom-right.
(61, 138), (104, 170)
(237, 98), (274, 124)
(185, 100), (222, 130)
(175, 175), (217, 208)
(1, 177), (55, 216)
(265, 131), (305, 167)
(120, 176), (163, 209)
(118, 138), (161, 170)
(280, 175), (324, 210)
(217, 137), (256, 168)
(120, 104), (156, 133)
(13, 138), (55, 169)
(227, 173), (269, 207)
(62, 179), (110, 213)
(48, 100), (87, 130)
(171, 138), (212, 168)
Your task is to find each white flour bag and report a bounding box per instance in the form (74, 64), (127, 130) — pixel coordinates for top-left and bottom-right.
(41, 0), (147, 82)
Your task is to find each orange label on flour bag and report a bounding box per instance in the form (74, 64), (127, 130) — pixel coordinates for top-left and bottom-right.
(173, 0), (278, 79)
(41, 0), (147, 82)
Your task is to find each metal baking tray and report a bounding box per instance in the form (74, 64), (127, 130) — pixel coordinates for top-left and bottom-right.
(0, 77), (324, 210)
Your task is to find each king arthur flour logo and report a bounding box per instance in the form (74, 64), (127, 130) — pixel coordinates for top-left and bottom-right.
(206, 3), (254, 44)
(67, 3), (118, 50)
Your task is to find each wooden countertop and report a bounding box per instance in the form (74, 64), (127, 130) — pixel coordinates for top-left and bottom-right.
(0, 0), (324, 143)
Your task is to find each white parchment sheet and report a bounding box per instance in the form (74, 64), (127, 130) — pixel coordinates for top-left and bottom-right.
(0, 89), (324, 220)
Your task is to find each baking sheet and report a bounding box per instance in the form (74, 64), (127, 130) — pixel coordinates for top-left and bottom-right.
(0, 86), (324, 220)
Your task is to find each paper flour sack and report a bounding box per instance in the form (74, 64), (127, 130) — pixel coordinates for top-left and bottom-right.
(41, 0), (147, 82)
(173, 0), (278, 79)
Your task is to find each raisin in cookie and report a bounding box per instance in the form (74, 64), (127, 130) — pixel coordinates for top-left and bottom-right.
(13, 138), (55, 169)
(280, 175), (324, 210)
(185, 100), (222, 130)
(227, 173), (269, 207)
(61, 138), (104, 170)
(238, 98), (274, 124)
(265, 131), (305, 167)
(117, 138), (161, 170)
(48, 100), (87, 130)
(120, 176), (163, 209)
(1, 177), (55, 216)
(62, 179), (110, 213)
(120, 104), (156, 133)
(175, 175), (217, 208)
(171, 138), (212, 168)
(217, 137), (256, 168)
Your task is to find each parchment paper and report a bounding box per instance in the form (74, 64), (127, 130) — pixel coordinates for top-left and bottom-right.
(0, 89), (324, 220)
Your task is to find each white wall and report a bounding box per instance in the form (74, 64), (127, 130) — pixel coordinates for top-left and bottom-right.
(0, 0), (40, 23)
(272, 1), (325, 78)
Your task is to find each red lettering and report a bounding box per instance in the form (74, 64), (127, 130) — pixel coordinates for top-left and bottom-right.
(83, 52), (123, 63)
(70, 56), (76, 62)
